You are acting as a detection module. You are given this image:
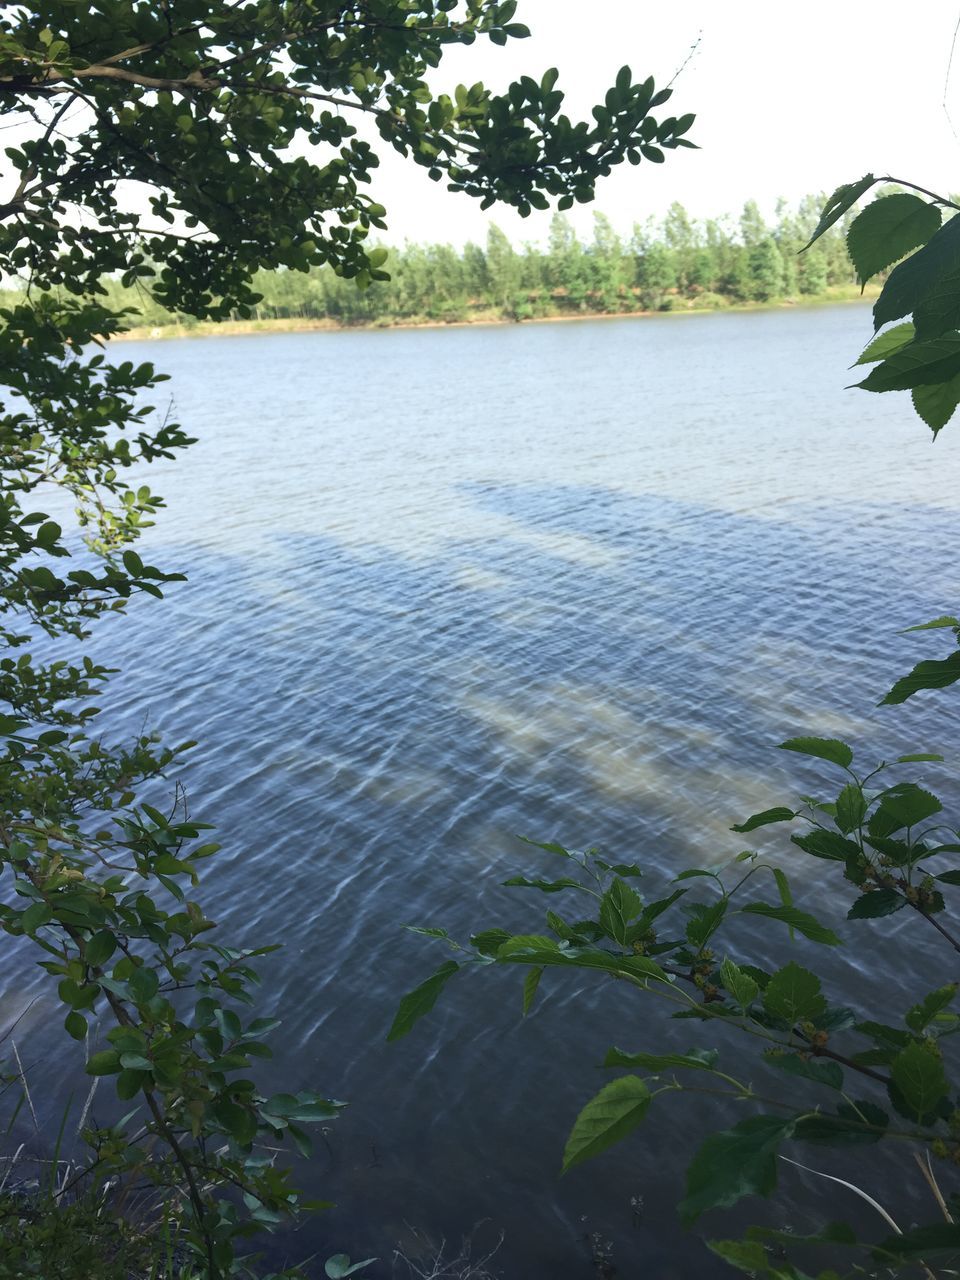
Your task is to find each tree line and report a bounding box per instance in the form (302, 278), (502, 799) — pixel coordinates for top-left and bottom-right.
(100, 195), (865, 330)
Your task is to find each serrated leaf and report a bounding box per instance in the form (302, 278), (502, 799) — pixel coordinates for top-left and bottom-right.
(503, 875), (585, 893)
(854, 322), (916, 364)
(874, 211), (960, 330)
(857, 334), (960, 393)
(794, 1100), (889, 1145)
(791, 829), (862, 862)
(847, 889), (905, 920)
(835, 783), (866, 834)
(763, 962), (827, 1023)
(890, 1042), (948, 1118)
(387, 961), (459, 1042)
(599, 878), (642, 944)
(870, 784), (941, 833)
(561, 1075), (652, 1172)
(903, 615), (960, 631)
(763, 1050), (843, 1089)
(847, 194), (941, 285)
(680, 1116), (794, 1224)
(720, 957), (759, 1009)
(913, 373), (960, 435)
(881, 650), (960, 704)
(906, 983), (957, 1033)
(802, 175), (877, 251)
(779, 737), (853, 768)
(731, 807), (796, 834)
(602, 1046), (719, 1072)
(522, 966), (542, 1016)
(741, 903), (841, 945)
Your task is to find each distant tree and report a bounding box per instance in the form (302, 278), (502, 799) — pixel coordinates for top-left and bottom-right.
(746, 237), (786, 301)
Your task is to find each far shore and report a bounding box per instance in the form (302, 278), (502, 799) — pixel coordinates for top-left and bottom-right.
(111, 286), (879, 343)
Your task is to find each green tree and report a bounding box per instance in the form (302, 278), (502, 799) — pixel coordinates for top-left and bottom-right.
(0, 3), (694, 1273)
(746, 236), (786, 301)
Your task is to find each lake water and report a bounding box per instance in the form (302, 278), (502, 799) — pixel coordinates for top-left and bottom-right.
(10, 305), (960, 1277)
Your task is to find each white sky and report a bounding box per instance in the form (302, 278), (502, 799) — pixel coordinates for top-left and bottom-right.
(368, 0), (960, 247)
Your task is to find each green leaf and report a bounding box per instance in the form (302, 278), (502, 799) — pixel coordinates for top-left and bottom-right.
(875, 1222), (960, 1260)
(706, 1240), (770, 1274)
(874, 211), (960, 330)
(801, 175), (876, 251)
(847, 194), (941, 285)
(903, 615), (960, 631)
(854, 321), (916, 364)
(913, 373), (960, 435)
(856, 334), (960, 392)
(85, 1050), (121, 1076)
(64, 1010), (87, 1041)
(720, 957), (759, 1009)
(763, 1050), (843, 1089)
(741, 903), (841, 945)
(325, 1256), (378, 1279)
(561, 1075), (652, 1172)
(602, 1047), (719, 1072)
(835, 783), (866, 834)
(890, 1042), (948, 1118)
(85, 930), (117, 967)
(387, 961), (459, 1041)
(731, 807), (796, 834)
(20, 902), (52, 932)
(794, 1101), (889, 1146)
(881, 651), (960, 704)
(906, 983), (957, 1033)
(791, 829), (862, 862)
(847, 889), (905, 920)
(763, 962), (827, 1023)
(870, 784), (942, 833)
(779, 737), (853, 768)
(897, 752), (945, 763)
(522, 966), (542, 1016)
(503, 875), (584, 893)
(599, 878), (642, 944)
(518, 836), (572, 858)
(680, 1116), (794, 1224)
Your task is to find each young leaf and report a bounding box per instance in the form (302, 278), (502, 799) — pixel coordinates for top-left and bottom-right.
(779, 737), (853, 768)
(869, 784), (941, 834)
(731, 806), (796, 833)
(599, 877), (643, 944)
(387, 961), (459, 1042)
(325, 1255), (378, 1278)
(763, 962), (827, 1024)
(801, 175), (876, 251)
(741, 903), (841, 945)
(720, 957), (759, 1009)
(846, 194), (941, 285)
(503, 875), (585, 893)
(906, 983), (957, 1033)
(834, 783), (867, 834)
(561, 1075), (652, 1173)
(680, 1116), (794, 1224)
(854, 321), (915, 364)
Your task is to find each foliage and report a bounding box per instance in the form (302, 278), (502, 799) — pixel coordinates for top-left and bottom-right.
(393, 181), (960, 1277)
(1, 3), (694, 1275)
(71, 194), (859, 329)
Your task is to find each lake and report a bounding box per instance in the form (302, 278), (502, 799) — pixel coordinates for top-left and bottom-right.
(11, 305), (960, 1277)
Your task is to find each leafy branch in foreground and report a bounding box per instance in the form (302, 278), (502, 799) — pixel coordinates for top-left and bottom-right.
(2, 3), (695, 1274)
(394, 734), (960, 1276)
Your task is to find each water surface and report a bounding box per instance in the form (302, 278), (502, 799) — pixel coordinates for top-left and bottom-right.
(12, 306), (960, 1278)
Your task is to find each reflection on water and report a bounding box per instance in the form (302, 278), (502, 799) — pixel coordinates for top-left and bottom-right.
(12, 306), (960, 1278)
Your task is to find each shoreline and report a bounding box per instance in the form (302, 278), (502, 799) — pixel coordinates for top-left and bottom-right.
(111, 288), (878, 343)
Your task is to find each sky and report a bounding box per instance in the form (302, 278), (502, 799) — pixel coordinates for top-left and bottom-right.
(366, 0), (960, 247)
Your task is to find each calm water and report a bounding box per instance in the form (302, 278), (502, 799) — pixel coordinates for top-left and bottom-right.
(10, 305), (960, 1277)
